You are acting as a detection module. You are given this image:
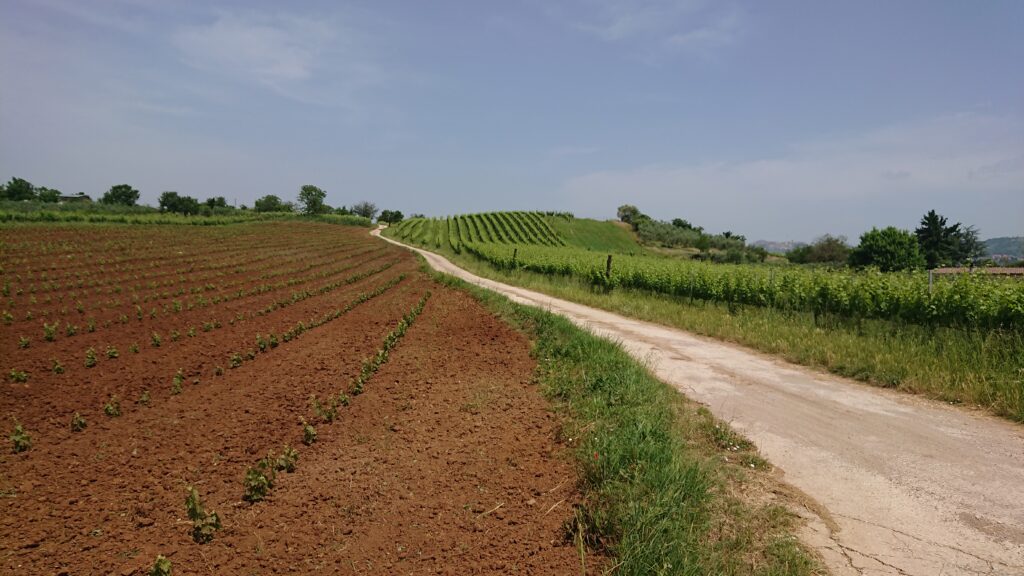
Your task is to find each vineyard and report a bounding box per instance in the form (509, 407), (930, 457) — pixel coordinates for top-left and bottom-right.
(0, 221), (591, 574)
(390, 211), (565, 252)
(386, 213), (1024, 332)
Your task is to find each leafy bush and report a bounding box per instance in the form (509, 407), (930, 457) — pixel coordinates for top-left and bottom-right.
(849, 227), (925, 272)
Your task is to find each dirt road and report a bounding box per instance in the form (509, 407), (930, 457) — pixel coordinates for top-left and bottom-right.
(375, 230), (1024, 576)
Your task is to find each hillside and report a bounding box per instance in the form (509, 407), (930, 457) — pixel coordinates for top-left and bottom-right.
(985, 236), (1023, 259)
(387, 211), (644, 254)
(545, 216), (642, 252)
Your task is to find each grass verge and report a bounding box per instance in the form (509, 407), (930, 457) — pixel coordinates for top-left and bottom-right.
(386, 230), (1024, 422)
(427, 266), (821, 576)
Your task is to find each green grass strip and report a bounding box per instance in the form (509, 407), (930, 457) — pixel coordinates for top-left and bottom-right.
(427, 268), (819, 576)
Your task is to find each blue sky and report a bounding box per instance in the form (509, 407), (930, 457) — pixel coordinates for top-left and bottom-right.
(1, 0), (1022, 241)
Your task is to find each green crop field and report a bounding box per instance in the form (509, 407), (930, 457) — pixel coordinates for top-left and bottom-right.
(385, 211), (1024, 421)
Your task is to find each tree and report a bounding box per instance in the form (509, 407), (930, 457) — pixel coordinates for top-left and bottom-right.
(297, 185), (327, 215)
(36, 187), (61, 203)
(351, 201), (378, 220)
(915, 210), (961, 269)
(953, 225), (985, 265)
(254, 195), (289, 213)
(787, 235), (850, 265)
(2, 177), (35, 201)
(334, 206), (351, 215)
(158, 191), (200, 215)
(617, 205), (641, 225)
(849, 227), (925, 272)
(205, 196), (228, 209)
(378, 209), (404, 224)
(101, 184), (140, 206)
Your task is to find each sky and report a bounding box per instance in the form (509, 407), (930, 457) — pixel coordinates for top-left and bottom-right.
(1, 0), (1022, 242)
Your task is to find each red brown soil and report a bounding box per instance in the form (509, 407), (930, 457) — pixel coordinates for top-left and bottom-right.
(0, 223), (596, 575)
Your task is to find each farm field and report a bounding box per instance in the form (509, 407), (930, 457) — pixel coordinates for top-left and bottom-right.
(0, 222), (593, 574)
(385, 213), (1024, 420)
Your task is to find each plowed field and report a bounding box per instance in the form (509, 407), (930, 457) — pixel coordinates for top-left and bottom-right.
(1, 222), (592, 575)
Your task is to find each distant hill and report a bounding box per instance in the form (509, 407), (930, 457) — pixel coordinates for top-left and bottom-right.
(984, 237), (1023, 259)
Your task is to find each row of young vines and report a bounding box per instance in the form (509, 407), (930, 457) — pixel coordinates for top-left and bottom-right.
(463, 242), (1024, 331)
(391, 211), (564, 254)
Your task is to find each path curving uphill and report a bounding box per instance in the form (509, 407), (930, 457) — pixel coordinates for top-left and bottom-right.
(374, 228), (1024, 576)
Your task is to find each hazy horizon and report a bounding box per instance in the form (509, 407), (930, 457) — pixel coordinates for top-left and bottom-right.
(2, 1), (1022, 243)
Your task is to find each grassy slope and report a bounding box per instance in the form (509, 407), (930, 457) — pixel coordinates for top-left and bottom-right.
(547, 217), (644, 253)
(427, 265), (821, 576)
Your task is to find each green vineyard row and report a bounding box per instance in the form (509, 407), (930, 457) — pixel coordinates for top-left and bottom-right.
(389, 213), (1024, 331)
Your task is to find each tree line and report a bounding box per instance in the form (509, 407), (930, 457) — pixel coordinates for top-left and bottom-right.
(1, 177), (403, 223)
(618, 204), (989, 271)
(787, 210), (985, 271)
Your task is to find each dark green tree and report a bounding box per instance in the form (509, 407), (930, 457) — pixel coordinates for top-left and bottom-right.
(158, 191), (200, 215)
(2, 177), (35, 201)
(351, 201), (378, 219)
(914, 210), (960, 269)
(297, 185), (327, 215)
(101, 184), (140, 206)
(787, 235), (849, 265)
(849, 227), (925, 272)
(205, 196), (228, 208)
(378, 209), (404, 224)
(254, 194), (288, 213)
(952, 225), (985, 265)
(617, 205), (641, 226)
(36, 187), (61, 203)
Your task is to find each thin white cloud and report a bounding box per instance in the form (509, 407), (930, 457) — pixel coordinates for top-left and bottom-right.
(173, 13), (332, 88)
(666, 7), (742, 55)
(560, 113), (1024, 239)
(171, 10), (383, 106)
(563, 0), (743, 59)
